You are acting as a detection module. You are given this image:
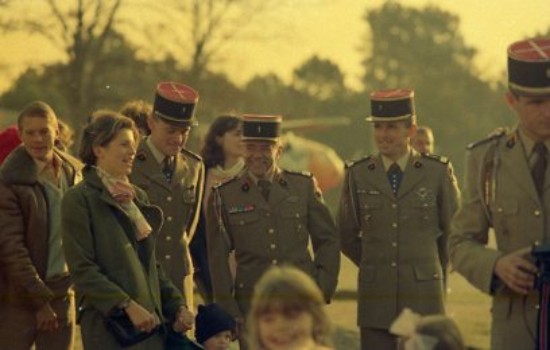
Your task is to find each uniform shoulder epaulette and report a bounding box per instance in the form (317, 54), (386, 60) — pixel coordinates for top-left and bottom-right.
(282, 169), (313, 178)
(466, 128), (508, 150)
(421, 153), (450, 165)
(212, 176), (238, 190)
(345, 155), (373, 168)
(181, 148), (203, 162)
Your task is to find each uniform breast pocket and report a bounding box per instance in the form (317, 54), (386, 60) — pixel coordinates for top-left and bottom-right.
(182, 186), (196, 204)
(228, 212), (261, 232)
(281, 204), (308, 237)
(490, 200), (519, 237)
(357, 189), (382, 227)
(412, 200), (438, 227)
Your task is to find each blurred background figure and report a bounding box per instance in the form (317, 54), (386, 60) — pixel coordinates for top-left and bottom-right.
(191, 114), (244, 303)
(410, 125), (434, 154)
(0, 124), (21, 165)
(55, 119), (75, 153)
(247, 266), (334, 350)
(390, 308), (465, 350)
(120, 100), (153, 138)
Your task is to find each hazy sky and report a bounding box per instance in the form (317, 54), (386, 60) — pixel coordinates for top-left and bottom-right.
(1, 0), (548, 93)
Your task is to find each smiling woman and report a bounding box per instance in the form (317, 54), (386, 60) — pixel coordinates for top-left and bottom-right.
(61, 111), (190, 350)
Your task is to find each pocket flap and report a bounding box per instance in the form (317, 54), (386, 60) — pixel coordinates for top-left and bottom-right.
(413, 264), (443, 281)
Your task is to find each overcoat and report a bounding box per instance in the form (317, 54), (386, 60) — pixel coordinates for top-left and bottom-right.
(449, 128), (543, 350)
(338, 151), (459, 329)
(62, 167), (185, 350)
(206, 169), (340, 318)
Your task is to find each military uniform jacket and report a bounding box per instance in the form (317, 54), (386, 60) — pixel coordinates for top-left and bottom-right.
(338, 151), (459, 329)
(130, 142), (204, 296)
(206, 169), (340, 318)
(449, 128), (544, 350)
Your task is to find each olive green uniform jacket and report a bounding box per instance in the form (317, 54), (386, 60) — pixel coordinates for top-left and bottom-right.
(206, 169), (340, 318)
(61, 167), (185, 350)
(449, 129), (542, 350)
(338, 151), (459, 329)
(130, 142), (204, 301)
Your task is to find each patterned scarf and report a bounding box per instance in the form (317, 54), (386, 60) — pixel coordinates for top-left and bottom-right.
(95, 167), (152, 241)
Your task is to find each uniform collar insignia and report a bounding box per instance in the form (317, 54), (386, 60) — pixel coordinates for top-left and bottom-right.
(136, 151), (147, 161)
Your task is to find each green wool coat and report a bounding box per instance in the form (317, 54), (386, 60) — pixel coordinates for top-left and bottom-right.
(61, 167), (185, 350)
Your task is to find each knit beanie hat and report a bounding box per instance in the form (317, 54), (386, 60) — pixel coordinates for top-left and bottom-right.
(195, 303), (236, 344)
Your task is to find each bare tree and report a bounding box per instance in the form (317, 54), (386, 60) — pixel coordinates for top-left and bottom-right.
(0, 0), (123, 119)
(140, 0), (289, 85)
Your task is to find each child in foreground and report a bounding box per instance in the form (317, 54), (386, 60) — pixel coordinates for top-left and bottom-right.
(195, 303), (236, 350)
(247, 265), (333, 350)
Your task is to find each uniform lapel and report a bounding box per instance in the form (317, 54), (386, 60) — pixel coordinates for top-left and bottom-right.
(500, 137), (540, 202)
(396, 152), (425, 199)
(135, 143), (172, 191)
(269, 172), (291, 207)
(170, 152), (188, 189)
(366, 156), (395, 199)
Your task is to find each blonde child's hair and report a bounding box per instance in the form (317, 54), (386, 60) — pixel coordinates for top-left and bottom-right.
(246, 265), (332, 349)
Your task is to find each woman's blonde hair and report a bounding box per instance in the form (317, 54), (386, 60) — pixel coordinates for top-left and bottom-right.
(246, 265), (332, 349)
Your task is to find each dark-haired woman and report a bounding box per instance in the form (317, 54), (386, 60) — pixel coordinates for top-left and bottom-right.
(190, 115), (245, 303)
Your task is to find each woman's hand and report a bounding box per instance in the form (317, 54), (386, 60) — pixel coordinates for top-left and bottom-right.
(173, 306), (194, 332)
(124, 300), (159, 333)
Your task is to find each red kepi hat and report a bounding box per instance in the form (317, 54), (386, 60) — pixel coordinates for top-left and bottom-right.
(153, 82), (199, 126)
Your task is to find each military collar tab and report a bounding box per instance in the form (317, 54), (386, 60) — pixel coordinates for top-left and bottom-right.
(241, 178), (250, 192)
(136, 151), (147, 161)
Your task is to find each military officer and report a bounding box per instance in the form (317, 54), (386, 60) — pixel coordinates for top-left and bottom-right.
(449, 38), (550, 350)
(130, 82), (205, 313)
(338, 89), (460, 350)
(206, 114), (340, 339)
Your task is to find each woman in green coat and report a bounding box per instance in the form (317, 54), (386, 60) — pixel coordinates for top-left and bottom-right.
(62, 113), (193, 349)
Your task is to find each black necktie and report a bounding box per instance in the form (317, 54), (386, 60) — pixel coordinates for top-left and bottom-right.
(532, 142), (548, 196)
(257, 179), (271, 201)
(162, 156), (174, 182)
(387, 163), (403, 196)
